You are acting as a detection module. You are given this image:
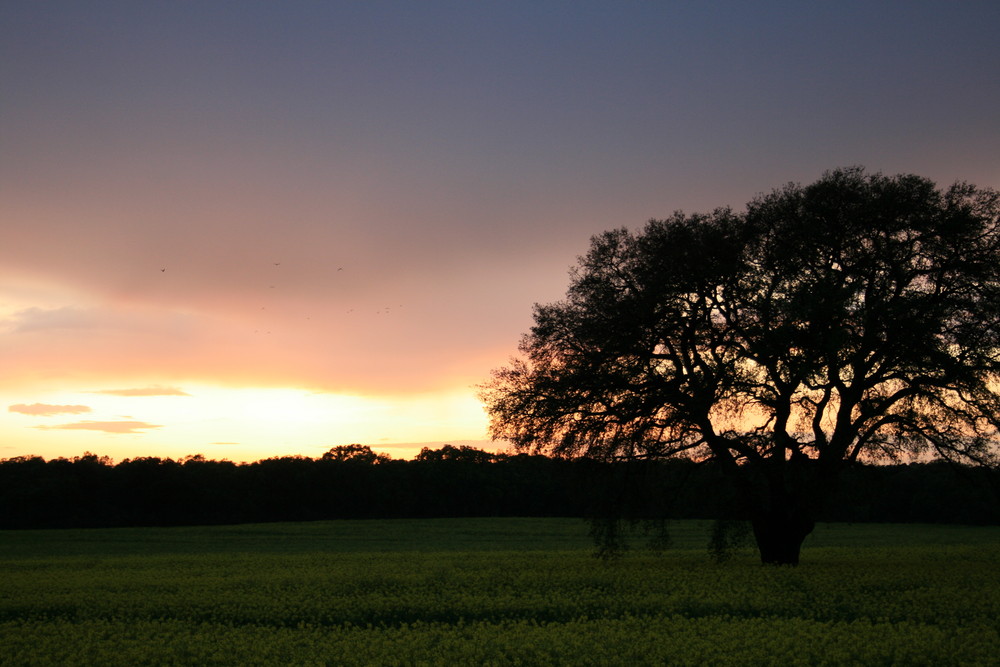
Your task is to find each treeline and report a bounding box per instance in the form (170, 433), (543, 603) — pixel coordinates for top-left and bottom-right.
(1, 445), (997, 529)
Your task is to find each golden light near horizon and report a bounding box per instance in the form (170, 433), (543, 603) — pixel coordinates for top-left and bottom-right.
(0, 264), (499, 463)
(1, 383), (490, 463)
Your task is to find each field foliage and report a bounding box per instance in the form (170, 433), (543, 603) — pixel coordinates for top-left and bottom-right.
(1, 519), (998, 665)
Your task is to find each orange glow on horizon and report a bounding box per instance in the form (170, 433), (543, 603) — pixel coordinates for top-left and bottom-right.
(0, 268), (506, 463)
(0, 380), (493, 464)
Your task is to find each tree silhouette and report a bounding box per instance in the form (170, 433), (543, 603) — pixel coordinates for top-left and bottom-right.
(414, 444), (498, 464)
(481, 167), (1000, 564)
(322, 444), (391, 465)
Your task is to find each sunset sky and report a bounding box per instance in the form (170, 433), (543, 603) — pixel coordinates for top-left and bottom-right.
(3, 1), (999, 463)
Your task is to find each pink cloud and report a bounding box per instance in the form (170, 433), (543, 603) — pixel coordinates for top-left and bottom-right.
(92, 386), (191, 397)
(34, 420), (163, 434)
(7, 306), (102, 333)
(9, 403), (92, 416)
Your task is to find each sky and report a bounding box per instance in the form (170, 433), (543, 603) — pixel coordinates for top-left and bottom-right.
(2, 1), (999, 463)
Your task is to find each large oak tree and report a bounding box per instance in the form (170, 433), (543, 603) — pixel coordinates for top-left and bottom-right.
(482, 168), (1000, 564)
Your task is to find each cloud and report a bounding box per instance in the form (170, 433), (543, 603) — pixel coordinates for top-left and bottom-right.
(34, 420), (163, 434)
(2, 305), (169, 337)
(6, 306), (101, 333)
(92, 386), (191, 397)
(9, 403), (92, 416)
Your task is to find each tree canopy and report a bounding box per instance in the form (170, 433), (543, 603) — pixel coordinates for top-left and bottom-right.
(482, 167), (1000, 564)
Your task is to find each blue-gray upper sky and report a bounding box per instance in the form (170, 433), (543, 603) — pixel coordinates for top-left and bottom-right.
(2, 1), (999, 459)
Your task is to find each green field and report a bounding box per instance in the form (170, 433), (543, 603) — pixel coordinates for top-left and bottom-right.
(2, 519), (998, 665)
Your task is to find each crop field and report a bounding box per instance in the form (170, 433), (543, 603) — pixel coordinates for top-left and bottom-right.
(1, 518), (998, 665)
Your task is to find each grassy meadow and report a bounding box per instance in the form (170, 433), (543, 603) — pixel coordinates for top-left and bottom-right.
(1, 518), (998, 665)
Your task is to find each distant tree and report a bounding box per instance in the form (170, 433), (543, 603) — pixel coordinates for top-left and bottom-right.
(482, 167), (1000, 564)
(414, 444), (498, 464)
(322, 444), (391, 464)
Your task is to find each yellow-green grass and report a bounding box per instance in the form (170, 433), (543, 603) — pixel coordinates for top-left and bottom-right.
(2, 519), (997, 665)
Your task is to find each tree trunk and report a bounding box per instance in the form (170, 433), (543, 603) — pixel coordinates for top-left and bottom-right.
(751, 513), (815, 566)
